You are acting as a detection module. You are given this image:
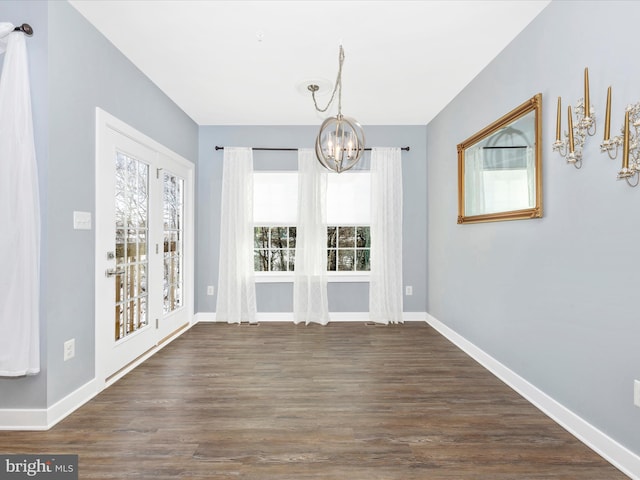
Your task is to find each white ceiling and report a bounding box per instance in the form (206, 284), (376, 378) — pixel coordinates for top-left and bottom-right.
(68, 0), (550, 126)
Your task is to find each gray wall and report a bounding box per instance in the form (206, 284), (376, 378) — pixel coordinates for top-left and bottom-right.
(427, 0), (640, 456)
(0, 0), (198, 408)
(196, 125), (427, 314)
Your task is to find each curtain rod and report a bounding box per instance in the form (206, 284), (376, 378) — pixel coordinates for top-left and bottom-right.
(13, 23), (33, 36)
(215, 146), (410, 152)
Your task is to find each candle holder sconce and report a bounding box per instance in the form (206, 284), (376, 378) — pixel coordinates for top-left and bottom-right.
(601, 101), (640, 187)
(552, 68), (596, 169)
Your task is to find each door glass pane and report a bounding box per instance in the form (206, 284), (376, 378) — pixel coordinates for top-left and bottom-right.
(114, 152), (149, 341)
(163, 172), (184, 314)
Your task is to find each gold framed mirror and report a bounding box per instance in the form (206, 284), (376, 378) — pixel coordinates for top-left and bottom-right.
(457, 93), (542, 224)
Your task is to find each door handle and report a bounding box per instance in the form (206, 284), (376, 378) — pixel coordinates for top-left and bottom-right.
(105, 267), (125, 278)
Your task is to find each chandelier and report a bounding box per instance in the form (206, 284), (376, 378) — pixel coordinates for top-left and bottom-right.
(308, 46), (365, 173)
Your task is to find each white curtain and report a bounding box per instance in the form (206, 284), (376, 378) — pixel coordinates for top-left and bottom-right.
(369, 148), (403, 325)
(216, 148), (257, 324)
(0, 24), (40, 376)
(293, 149), (329, 325)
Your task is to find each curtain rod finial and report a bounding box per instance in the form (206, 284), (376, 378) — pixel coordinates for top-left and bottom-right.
(14, 23), (33, 36)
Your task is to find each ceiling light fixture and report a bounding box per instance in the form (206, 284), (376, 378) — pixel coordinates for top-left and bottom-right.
(308, 45), (365, 173)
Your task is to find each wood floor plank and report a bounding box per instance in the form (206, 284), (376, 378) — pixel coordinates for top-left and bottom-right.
(0, 322), (628, 479)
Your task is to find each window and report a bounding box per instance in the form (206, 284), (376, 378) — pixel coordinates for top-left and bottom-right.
(327, 226), (370, 271)
(254, 226), (296, 271)
(253, 170), (371, 278)
(253, 225), (370, 272)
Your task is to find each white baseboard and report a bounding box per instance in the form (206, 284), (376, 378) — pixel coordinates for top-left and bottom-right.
(0, 378), (99, 431)
(426, 313), (640, 480)
(0, 407), (47, 430)
(194, 312), (216, 323)
(46, 378), (100, 429)
(195, 311), (428, 324)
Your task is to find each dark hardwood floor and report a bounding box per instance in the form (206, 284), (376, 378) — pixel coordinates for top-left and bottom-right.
(0, 322), (628, 479)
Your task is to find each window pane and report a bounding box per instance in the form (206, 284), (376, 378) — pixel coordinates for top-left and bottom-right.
(139, 263), (147, 294)
(356, 250), (370, 271)
(138, 232), (147, 261)
(327, 172), (371, 224)
(288, 250), (295, 271)
(254, 250), (269, 271)
(327, 227), (337, 248)
(115, 229), (125, 265)
(126, 232), (137, 261)
(254, 227), (269, 248)
(270, 227), (288, 249)
(338, 226), (355, 248)
(356, 226), (370, 248)
(270, 249), (288, 271)
(327, 249), (336, 271)
(253, 172), (298, 224)
(115, 154), (125, 228)
(174, 284), (183, 308)
(139, 297), (147, 327)
(338, 249), (355, 271)
(288, 227), (297, 248)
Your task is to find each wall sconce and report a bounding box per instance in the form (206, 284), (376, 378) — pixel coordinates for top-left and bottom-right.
(600, 89), (640, 187)
(553, 68), (596, 168)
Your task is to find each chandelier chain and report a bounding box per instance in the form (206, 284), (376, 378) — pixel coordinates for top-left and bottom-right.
(311, 45), (344, 115)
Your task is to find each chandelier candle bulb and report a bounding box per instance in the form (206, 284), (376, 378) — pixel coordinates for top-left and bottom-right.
(568, 105), (575, 153)
(556, 97), (562, 142)
(604, 86), (611, 141)
(584, 67), (590, 119)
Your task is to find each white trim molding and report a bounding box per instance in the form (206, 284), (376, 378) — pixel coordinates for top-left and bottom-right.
(426, 313), (640, 480)
(195, 311), (428, 324)
(0, 378), (98, 431)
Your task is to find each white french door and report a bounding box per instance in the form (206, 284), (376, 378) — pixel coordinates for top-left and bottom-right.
(95, 109), (193, 385)
(156, 152), (192, 342)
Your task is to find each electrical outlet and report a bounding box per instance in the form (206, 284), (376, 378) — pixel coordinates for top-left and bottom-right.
(64, 339), (75, 361)
(634, 380), (640, 408)
(405, 285), (413, 296)
(207, 285), (215, 296)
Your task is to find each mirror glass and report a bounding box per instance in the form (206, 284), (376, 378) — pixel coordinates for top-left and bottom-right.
(457, 93), (542, 224)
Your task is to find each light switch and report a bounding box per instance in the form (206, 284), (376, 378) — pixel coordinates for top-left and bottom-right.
(73, 211), (92, 230)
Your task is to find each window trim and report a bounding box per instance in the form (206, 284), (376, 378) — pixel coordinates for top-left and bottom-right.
(255, 272), (370, 283)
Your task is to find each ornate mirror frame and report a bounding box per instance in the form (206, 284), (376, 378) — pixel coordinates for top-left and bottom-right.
(457, 93), (543, 224)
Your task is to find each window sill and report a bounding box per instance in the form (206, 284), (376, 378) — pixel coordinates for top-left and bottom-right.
(255, 273), (370, 283)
